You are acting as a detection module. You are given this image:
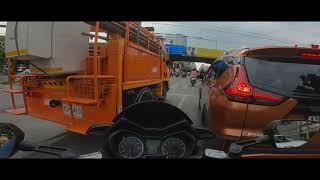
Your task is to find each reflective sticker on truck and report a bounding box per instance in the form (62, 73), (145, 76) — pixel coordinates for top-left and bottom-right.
(152, 67), (158, 73)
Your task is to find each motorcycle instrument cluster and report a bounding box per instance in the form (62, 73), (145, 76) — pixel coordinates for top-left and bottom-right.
(112, 132), (191, 159)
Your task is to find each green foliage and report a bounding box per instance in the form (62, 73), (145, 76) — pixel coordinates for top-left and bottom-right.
(0, 36), (4, 66)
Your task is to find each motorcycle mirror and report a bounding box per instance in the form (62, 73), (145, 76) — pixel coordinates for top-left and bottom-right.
(0, 123), (25, 158)
(263, 119), (315, 149)
(204, 149), (227, 159)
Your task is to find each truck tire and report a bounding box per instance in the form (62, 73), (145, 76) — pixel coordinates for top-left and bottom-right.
(135, 87), (154, 103)
(162, 84), (168, 101)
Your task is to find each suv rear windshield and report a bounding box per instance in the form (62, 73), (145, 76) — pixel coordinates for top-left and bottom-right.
(244, 57), (320, 96)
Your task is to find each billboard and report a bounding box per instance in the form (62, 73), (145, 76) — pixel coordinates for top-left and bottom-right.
(163, 34), (187, 47)
(187, 47), (224, 58)
(166, 44), (187, 55)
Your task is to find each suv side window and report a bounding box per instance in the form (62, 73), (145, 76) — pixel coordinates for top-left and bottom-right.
(205, 66), (216, 82)
(213, 60), (228, 79)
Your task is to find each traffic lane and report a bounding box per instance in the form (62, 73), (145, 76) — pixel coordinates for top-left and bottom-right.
(167, 78), (223, 149)
(166, 77), (202, 126)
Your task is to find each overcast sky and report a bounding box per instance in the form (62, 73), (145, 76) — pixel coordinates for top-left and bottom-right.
(1, 21), (320, 51)
(142, 22), (320, 51)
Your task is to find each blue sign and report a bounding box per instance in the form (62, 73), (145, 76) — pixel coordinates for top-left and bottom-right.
(165, 44), (187, 55)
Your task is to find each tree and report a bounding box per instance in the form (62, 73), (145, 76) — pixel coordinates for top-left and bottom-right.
(0, 36), (4, 68)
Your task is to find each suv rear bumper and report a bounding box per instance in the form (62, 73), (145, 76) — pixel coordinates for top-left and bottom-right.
(209, 96), (299, 141)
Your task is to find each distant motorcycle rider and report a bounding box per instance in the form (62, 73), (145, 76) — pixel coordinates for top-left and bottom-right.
(190, 68), (198, 80)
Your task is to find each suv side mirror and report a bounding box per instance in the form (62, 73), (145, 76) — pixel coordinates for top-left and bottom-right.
(263, 119), (314, 149)
(0, 123), (25, 158)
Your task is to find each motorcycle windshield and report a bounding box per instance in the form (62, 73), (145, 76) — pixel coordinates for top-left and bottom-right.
(113, 101), (193, 129)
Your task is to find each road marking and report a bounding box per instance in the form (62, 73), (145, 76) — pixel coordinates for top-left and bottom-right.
(182, 83), (189, 89)
(169, 80), (180, 90)
(177, 95), (186, 109)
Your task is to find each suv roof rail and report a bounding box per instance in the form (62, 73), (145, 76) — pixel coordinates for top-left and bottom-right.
(224, 48), (249, 57)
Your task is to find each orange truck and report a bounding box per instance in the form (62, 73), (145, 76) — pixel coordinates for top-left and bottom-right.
(3, 22), (171, 134)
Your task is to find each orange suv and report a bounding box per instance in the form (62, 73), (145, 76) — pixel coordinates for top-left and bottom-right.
(199, 46), (320, 149)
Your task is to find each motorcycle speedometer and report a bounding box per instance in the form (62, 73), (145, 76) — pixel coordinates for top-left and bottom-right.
(118, 136), (144, 159)
(161, 137), (186, 159)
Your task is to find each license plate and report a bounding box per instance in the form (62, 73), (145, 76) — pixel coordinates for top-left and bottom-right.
(308, 116), (320, 122)
(63, 103), (82, 119)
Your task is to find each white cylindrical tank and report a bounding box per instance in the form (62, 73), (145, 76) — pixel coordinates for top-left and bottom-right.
(5, 22), (90, 74)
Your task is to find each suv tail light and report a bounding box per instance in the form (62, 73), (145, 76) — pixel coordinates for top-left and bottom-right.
(225, 66), (285, 106)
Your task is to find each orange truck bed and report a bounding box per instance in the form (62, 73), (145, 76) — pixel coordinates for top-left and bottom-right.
(4, 22), (171, 134)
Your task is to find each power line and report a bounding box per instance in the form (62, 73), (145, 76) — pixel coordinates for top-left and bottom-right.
(199, 24), (308, 46)
(150, 22), (308, 46)
(154, 22), (302, 45)
(155, 33), (217, 42)
(152, 23), (291, 44)
(195, 22), (300, 44)
(154, 29), (285, 49)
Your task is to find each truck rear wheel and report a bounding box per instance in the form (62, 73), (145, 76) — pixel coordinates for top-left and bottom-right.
(162, 84), (168, 101)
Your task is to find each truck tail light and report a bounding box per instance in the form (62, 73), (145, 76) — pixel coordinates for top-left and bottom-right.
(225, 66), (285, 106)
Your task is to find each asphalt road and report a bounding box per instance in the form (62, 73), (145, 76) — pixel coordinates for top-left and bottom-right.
(0, 77), (203, 158)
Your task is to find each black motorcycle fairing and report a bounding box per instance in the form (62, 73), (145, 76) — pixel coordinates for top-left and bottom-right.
(113, 101), (193, 128)
(103, 101), (201, 159)
(104, 118), (198, 159)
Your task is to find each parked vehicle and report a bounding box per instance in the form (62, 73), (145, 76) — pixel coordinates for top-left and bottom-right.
(199, 46), (320, 151)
